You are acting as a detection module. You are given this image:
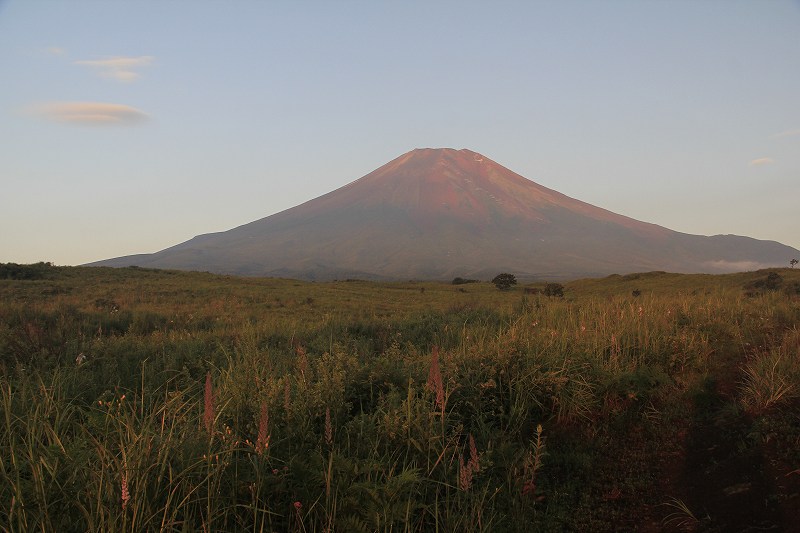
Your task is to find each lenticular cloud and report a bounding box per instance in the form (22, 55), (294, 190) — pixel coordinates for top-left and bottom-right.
(35, 102), (148, 125)
(74, 55), (153, 82)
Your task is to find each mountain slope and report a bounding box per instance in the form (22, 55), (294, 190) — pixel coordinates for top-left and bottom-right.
(90, 148), (798, 280)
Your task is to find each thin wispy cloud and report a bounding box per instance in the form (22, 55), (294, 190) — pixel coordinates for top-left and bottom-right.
(47, 46), (66, 56)
(770, 129), (800, 139)
(74, 55), (153, 82)
(33, 102), (148, 125)
(749, 157), (774, 167)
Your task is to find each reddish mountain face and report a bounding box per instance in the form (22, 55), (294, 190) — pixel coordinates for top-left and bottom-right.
(90, 148), (798, 280)
(309, 148), (664, 234)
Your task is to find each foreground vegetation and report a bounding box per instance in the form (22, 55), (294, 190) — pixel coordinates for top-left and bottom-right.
(1, 264), (799, 532)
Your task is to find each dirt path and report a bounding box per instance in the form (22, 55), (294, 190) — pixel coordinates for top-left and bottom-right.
(679, 370), (785, 532)
(639, 327), (800, 533)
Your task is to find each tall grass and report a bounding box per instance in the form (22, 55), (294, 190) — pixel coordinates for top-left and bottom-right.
(740, 327), (800, 412)
(1, 266), (798, 531)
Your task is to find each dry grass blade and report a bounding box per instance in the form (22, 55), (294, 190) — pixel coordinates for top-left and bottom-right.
(660, 497), (699, 529)
(203, 372), (214, 434)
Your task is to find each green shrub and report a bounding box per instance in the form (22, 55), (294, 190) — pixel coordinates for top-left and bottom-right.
(491, 273), (517, 290)
(543, 283), (564, 298)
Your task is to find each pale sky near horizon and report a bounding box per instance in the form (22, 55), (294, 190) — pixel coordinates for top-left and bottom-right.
(1, 0), (799, 266)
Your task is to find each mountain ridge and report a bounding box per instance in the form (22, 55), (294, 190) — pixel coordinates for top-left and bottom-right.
(88, 148), (798, 280)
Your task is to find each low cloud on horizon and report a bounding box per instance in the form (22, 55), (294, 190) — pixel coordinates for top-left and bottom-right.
(31, 101), (149, 125)
(703, 259), (787, 272)
(74, 55), (153, 82)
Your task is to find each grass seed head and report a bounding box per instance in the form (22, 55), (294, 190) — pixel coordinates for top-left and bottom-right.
(468, 433), (479, 473)
(121, 471), (130, 510)
(459, 453), (473, 491)
(296, 345), (308, 382)
(256, 402), (270, 454)
(426, 346), (444, 411)
(324, 406), (333, 446)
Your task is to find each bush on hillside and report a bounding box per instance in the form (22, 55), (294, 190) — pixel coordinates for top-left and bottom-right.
(543, 282), (565, 298)
(0, 262), (54, 280)
(491, 273), (517, 290)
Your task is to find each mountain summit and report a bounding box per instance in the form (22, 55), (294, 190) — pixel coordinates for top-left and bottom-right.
(90, 148), (798, 280)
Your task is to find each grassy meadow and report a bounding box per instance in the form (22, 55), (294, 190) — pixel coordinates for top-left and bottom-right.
(1, 263), (799, 532)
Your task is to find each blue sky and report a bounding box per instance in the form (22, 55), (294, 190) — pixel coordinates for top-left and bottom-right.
(1, 0), (799, 266)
